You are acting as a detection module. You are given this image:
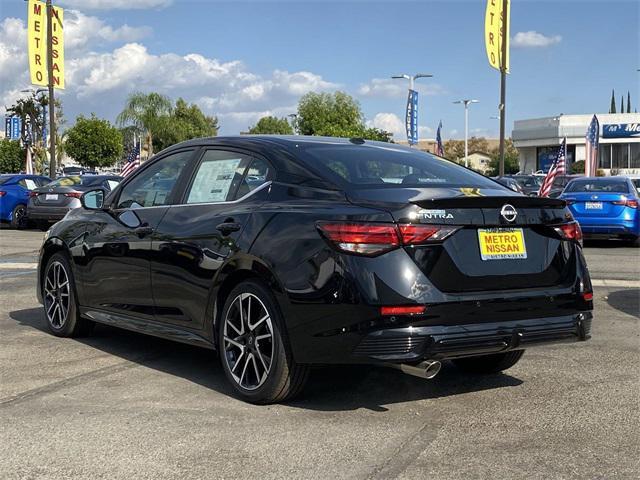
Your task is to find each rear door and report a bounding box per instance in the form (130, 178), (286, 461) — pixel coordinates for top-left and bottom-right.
(151, 149), (272, 329)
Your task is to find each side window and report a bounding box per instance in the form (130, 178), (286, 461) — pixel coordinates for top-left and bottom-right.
(19, 178), (38, 190)
(234, 158), (271, 199)
(117, 150), (192, 209)
(103, 179), (120, 191)
(186, 150), (251, 204)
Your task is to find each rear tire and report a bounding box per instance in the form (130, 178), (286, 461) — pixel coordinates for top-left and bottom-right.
(453, 350), (525, 374)
(218, 280), (308, 404)
(10, 204), (27, 229)
(42, 252), (94, 337)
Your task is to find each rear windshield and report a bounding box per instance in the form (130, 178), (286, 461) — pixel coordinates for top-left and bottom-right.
(0, 176), (15, 185)
(301, 143), (499, 189)
(514, 176), (542, 187)
(47, 176), (105, 187)
(565, 179), (630, 193)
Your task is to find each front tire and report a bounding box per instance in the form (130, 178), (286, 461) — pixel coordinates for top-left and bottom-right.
(42, 252), (94, 337)
(218, 280), (308, 404)
(10, 204), (27, 229)
(453, 350), (525, 374)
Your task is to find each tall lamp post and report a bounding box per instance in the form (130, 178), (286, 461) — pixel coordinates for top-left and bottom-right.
(453, 99), (479, 168)
(391, 73), (433, 145)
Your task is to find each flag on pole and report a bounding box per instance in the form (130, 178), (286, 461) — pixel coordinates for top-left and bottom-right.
(539, 137), (567, 197)
(435, 121), (444, 156)
(585, 115), (599, 177)
(25, 147), (34, 175)
(121, 144), (140, 177)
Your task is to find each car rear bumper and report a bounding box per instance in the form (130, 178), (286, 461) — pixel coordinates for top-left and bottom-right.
(352, 312), (592, 363)
(27, 205), (70, 221)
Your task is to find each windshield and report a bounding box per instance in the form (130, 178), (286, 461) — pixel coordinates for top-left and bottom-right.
(514, 176), (542, 187)
(47, 176), (105, 188)
(301, 143), (500, 189)
(565, 179), (630, 193)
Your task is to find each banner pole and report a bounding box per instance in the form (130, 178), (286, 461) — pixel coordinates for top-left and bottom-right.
(46, 0), (56, 179)
(498, 0), (508, 177)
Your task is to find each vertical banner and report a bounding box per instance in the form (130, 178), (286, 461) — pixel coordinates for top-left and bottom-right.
(28, 0), (65, 89)
(405, 89), (419, 145)
(11, 117), (22, 140)
(484, 0), (510, 72)
(585, 115), (600, 176)
(4, 117), (10, 139)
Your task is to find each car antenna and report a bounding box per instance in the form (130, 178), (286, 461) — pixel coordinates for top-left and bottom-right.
(349, 137), (365, 145)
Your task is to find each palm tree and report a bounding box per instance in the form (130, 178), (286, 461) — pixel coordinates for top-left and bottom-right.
(116, 92), (172, 159)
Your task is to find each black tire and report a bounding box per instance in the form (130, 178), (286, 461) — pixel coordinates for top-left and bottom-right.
(453, 350), (525, 374)
(10, 204), (27, 229)
(218, 280), (308, 404)
(42, 252), (94, 337)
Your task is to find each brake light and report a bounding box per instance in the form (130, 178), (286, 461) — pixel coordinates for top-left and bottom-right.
(64, 192), (82, 198)
(380, 305), (426, 316)
(0, 191), (6, 197)
(612, 198), (638, 208)
(554, 221), (583, 245)
(29, 191), (39, 197)
(582, 292), (593, 302)
(317, 223), (458, 256)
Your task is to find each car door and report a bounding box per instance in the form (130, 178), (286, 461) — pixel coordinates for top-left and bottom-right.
(151, 148), (272, 329)
(79, 149), (195, 320)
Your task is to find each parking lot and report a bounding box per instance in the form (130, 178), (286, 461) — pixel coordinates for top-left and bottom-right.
(1, 228), (638, 479)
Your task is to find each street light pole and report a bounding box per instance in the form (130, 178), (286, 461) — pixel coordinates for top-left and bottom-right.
(453, 99), (479, 168)
(391, 73), (433, 146)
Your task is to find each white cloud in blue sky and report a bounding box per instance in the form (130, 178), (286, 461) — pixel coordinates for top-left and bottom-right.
(59, 0), (172, 10)
(512, 31), (562, 48)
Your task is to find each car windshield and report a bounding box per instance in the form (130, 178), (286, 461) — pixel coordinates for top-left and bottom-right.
(565, 179), (630, 193)
(301, 143), (499, 189)
(514, 176), (543, 187)
(47, 176), (105, 188)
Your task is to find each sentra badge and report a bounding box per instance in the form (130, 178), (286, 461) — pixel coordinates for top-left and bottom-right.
(413, 209), (454, 220)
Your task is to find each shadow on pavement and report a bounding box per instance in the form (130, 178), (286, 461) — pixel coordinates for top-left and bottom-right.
(10, 307), (523, 411)
(606, 289), (640, 319)
(583, 239), (634, 249)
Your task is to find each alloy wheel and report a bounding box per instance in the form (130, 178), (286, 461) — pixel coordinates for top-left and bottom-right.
(44, 261), (70, 329)
(223, 292), (274, 390)
(13, 205), (26, 226)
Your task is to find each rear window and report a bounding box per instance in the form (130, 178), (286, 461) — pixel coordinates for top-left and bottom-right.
(565, 179), (630, 193)
(0, 176), (15, 186)
(301, 143), (499, 189)
(47, 176), (105, 187)
(514, 176), (542, 187)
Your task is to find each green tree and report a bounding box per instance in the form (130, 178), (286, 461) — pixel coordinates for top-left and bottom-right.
(117, 92), (172, 158)
(571, 160), (585, 174)
(248, 116), (294, 135)
(153, 98), (218, 151)
(443, 137), (490, 162)
(65, 115), (123, 169)
(610, 89), (616, 113)
(486, 139), (520, 176)
(0, 139), (25, 173)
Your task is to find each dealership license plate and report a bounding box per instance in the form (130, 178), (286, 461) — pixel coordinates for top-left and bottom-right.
(45, 194), (58, 201)
(478, 228), (527, 260)
(585, 201), (603, 209)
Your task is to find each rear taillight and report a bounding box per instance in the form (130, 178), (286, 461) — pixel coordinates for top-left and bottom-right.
(0, 191), (6, 197)
(582, 292), (593, 302)
(64, 192), (82, 198)
(612, 198), (638, 208)
(29, 191), (39, 197)
(554, 221), (583, 246)
(317, 222), (458, 256)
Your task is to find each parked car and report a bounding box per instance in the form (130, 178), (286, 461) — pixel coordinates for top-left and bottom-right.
(37, 136), (593, 404)
(508, 175), (544, 196)
(560, 176), (639, 246)
(28, 174), (122, 228)
(627, 175), (640, 194)
(545, 174), (583, 198)
(62, 166), (97, 176)
(0, 174), (51, 227)
(492, 176), (524, 194)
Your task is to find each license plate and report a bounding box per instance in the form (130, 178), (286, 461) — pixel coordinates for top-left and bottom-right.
(45, 194), (58, 201)
(585, 202), (603, 209)
(478, 228), (527, 260)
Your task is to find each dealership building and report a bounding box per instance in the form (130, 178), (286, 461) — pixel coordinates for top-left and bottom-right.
(512, 113), (640, 175)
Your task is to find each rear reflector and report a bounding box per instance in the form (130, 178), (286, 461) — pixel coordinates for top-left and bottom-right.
(612, 199), (638, 209)
(64, 192), (83, 198)
(29, 191), (39, 197)
(317, 222), (458, 256)
(582, 292), (593, 301)
(555, 221), (583, 245)
(0, 191), (6, 197)
(380, 305), (426, 316)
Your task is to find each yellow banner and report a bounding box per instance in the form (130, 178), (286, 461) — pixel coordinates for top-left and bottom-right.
(28, 0), (65, 89)
(484, 0), (510, 73)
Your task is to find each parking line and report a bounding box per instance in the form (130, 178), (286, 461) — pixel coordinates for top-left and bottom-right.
(0, 263), (37, 270)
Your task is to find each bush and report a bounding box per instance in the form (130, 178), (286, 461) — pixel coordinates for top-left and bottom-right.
(65, 115), (123, 169)
(0, 139), (25, 173)
(571, 160), (585, 174)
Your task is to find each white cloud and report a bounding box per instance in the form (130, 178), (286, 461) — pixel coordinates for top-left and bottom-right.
(65, 10), (152, 50)
(512, 31), (562, 48)
(59, 0), (171, 10)
(358, 77), (446, 98)
(366, 113), (434, 140)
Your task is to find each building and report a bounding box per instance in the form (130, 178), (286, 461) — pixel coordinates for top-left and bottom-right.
(465, 151), (493, 174)
(512, 113), (640, 175)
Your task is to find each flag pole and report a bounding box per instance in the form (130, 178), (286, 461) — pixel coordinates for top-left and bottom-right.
(498, 0), (508, 176)
(46, 0), (56, 179)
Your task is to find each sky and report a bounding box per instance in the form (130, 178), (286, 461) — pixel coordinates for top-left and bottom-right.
(0, 0), (638, 141)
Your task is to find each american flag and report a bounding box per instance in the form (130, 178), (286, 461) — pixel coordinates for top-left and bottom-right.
(435, 121), (444, 157)
(121, 144), (140, 177)
(585, 115), (599, 177)
(539, 137), (567, 197)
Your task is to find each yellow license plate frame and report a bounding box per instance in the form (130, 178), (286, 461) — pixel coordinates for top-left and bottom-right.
(478, 228), (527, 260)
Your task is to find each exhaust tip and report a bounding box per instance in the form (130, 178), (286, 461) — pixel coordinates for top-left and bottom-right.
(423, 360), (442, 379)
(392, 360), (442, 379)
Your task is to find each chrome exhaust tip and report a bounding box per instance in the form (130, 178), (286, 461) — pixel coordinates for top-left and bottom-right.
(390, 360), (442, 379)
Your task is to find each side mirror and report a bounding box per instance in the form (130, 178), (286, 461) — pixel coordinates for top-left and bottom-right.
(81, 189), (105, 210)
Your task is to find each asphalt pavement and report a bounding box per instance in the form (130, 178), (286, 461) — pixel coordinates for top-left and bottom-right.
(1, 229), (638, 479)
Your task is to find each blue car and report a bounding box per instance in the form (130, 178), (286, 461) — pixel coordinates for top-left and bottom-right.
(0, 174), (51, 227)
(560, 177), (640, 246)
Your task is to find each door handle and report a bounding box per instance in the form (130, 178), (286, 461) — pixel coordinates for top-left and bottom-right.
(216, 221), (242, 235)
(134, 225), (154, 237)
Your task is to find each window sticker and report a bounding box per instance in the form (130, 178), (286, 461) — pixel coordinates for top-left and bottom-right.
(24, 179), (37, 190)
(188, 158), (242, 203)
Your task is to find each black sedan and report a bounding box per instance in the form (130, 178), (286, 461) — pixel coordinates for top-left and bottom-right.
(28, 174), (122, 228)
(36, 136), (593, 404)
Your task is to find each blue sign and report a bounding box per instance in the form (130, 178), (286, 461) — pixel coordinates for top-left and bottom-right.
(4, 117), (10, 139)
(405, 89), (419, 145)
(11, 116), (21, 140)
(602, 123), (640, 138)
